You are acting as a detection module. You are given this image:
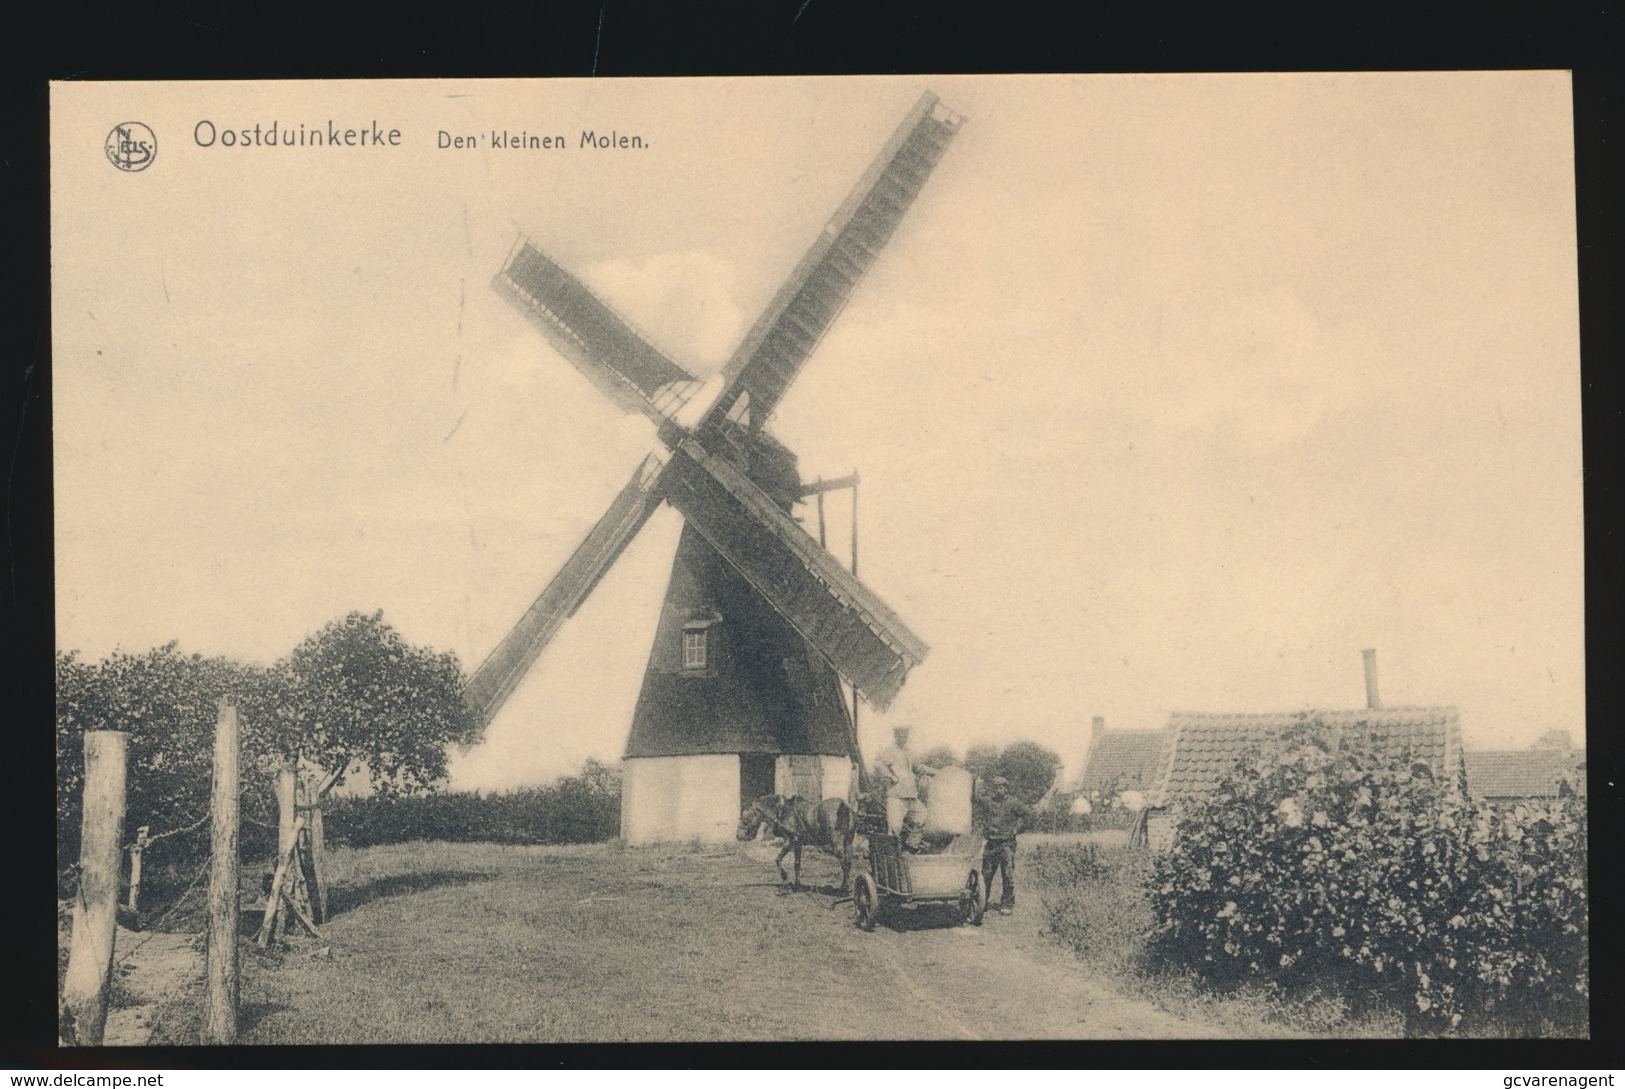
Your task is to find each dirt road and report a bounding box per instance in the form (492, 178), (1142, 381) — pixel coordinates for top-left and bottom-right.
(116, 839), (1215, 1044)
(103, 929), (202, 1046)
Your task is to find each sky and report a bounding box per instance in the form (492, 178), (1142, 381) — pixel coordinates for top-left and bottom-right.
(51, 74), (1583, 788)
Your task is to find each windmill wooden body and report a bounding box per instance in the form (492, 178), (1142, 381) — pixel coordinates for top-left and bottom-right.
(468, 92), (964, 843)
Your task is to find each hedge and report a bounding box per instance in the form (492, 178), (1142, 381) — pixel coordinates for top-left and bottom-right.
(322, 766), (621, 848)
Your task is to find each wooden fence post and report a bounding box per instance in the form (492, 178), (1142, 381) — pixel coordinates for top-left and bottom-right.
(204, 699), (240, 1045)
(308, 800), (329, 923)
(275, 758), (297, 871)
(126, 826), (149, 915)
(61, 730), (128, 1046)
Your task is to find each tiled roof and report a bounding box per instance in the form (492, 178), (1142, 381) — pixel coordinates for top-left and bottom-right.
(1078, 730), (1171, 796)
(1150, 707), (1465, 807)
(1464, 748), (1586, 800)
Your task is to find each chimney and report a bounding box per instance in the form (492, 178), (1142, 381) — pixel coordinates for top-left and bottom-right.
(1091, 716), (1106, 744)
(1362, 649), (1381, 710)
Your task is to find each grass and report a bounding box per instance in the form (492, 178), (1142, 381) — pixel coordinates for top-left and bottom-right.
(140, 836), (1238, 1043)
(155, 839), (874, 1043)
(140, 834), (1559, 1043)
(1024, 833), (1406, 1038)
(63, 837), (1368, 1043)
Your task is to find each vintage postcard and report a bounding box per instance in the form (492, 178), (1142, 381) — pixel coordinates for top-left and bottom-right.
(51, 74), (1585, 1045)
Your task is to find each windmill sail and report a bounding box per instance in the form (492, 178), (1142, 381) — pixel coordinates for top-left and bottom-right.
(661, 437), (928, 710)
(475, 91), (961, 733)
(465, 455), (668, 725)
(704, 92), (965, 429)
(494, 242), (701, 424)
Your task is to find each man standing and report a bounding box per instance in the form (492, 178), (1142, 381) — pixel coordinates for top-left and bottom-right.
(975, 776), (1035, 915)
(873, 725), (927, 851)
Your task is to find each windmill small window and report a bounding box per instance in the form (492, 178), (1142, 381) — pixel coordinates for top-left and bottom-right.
(682, 618), (719, 670)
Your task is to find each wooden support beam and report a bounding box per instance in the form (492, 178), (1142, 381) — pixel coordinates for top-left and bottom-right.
(797, 472), (860, 498)
(850, 472), (859, 577)
(315, 765), (346, 799)
(308, 804), (330, 924)
(61, 730), (128, 1046)
(255, 814), (307, 947)
(205, 700), (240, 1045)
(289, 778), (316, 926)
(280, 891), (324, 941)
(850, 472), (861, 751)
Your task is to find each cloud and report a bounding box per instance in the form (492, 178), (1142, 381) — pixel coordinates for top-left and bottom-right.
(1150, 287), (1341, 450)
(585, 250), (747, 370)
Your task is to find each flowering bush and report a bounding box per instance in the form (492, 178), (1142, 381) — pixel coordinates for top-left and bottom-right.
(1146, 724), (1587, 1035)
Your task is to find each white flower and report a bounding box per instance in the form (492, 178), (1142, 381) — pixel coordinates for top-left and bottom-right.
(1276, 797), (1305, 828)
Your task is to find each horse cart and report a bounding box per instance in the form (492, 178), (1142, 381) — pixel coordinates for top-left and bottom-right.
(851, 832), (987, 931)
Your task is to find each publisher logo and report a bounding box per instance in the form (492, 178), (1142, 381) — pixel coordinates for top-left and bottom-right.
(105, 122), (157, 172)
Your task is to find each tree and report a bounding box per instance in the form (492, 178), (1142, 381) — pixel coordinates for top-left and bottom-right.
(963, 743), (999, 778)
(282, 610), (478, 798)
(55, 645), (278, 882)
(986, 741), (1063, 806)
(576, 757), (623, 798)
(916, 744), (959, 770)
(56, 611), (478, 888)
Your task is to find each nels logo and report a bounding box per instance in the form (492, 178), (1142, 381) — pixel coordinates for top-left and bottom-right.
(105, 122), (157, 172)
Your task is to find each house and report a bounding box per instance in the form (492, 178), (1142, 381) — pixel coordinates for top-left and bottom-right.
(1464, 729), (1585, 806)
(1075, 716), (1171, 811)
(1138, 706), (1468, 850)
(1137, 650), (1470, 849)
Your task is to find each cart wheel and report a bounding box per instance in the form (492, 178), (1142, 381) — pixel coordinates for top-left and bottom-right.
(853, 873), (880, 932)
(962, 869), (986, 927)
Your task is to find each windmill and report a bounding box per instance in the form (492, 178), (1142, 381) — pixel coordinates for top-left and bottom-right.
(467, 91), (965, 844)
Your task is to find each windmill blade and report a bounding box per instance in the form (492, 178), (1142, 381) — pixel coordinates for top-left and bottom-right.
(494, 241), (701, 424)
(465, 454), (668, 725)
(704, 92), (966, 429)
(661, 437), (928, 711)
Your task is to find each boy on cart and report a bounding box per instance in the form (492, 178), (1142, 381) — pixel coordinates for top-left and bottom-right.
(872, 725), (929, 851)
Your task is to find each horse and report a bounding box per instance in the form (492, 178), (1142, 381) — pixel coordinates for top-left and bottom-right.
(737, 793), (856, 894)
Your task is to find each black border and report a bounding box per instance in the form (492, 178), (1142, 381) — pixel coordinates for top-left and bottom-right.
(4, 0), (1620, 1071)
